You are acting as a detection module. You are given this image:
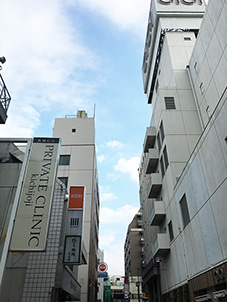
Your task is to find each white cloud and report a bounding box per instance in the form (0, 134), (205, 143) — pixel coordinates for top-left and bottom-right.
(69, 0), (150, 37)
(99, 230), (116, 247)
(101, 242), (125, 276)
(97, 154), (105, 163)
(114, 156), (140, 183)
(1, 0), (98, 137)
(100, 204), (139, 225)
(99, 186), (118, 202)
(106, 140), (124, 150)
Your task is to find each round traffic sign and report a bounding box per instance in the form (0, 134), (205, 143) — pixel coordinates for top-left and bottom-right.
(98, 262), (108, 272)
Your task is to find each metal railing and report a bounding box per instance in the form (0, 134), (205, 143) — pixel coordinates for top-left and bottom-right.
(0, 73), (11, 114)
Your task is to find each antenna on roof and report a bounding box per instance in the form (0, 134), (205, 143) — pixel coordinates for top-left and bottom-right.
(93, 104), (96, 118)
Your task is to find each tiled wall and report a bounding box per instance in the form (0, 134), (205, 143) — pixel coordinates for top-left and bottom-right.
(22, 179), (67, 302)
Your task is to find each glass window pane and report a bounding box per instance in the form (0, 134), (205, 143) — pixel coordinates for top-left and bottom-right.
(59, 155), (70, 165)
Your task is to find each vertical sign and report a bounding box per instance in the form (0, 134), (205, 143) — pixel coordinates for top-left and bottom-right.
(68, 186), (85, 209)
(10, 138), (60, 251)
(63, 186), (85, 264)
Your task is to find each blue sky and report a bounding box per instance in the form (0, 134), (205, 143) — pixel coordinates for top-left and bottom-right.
(1, 0), (151, 276)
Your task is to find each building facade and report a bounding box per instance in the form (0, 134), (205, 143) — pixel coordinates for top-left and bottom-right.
(139, 0), (227, 302)
(0, 139), (77, 301)
(53, 110), (100, 302)
(124, 210), (144, 302)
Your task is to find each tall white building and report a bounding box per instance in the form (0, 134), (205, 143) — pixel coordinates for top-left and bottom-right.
(53, 110), (100, 302)
(139, 0), (227, 301)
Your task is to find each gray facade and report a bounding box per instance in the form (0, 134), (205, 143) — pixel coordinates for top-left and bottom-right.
(139, 0), (227, 301)
(0, 141), (77, 301)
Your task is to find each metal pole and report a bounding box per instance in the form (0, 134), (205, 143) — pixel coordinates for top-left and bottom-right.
(0, 138), (32, 291)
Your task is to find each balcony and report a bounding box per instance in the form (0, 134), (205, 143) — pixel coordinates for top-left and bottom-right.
(143, 127), (156, 153)
(147, 174), (162, 198)
(150, 201), (165, 226)
(152, 233), (170, 257)
(145, 149), (159, 174)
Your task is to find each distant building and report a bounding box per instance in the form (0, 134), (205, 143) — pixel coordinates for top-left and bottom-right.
(124, 210), (144, 302)
(139, 0), (227, 301)
(110, 275), (125, 302)
(98, 249), (105, 302)
(53, 110), (100, 302)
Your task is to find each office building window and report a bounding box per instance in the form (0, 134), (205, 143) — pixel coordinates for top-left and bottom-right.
(157, 132), (161, 151)
(58, 177), (68, 188)
(59, 155), (70, 165)
(160, 156), (165, 178)
(160, 121), (165, 143)
(163, 146), (169, 170)
(180, 194), (190, 227)
(165, 97), (176, 109)
(168, 221), (174, 241)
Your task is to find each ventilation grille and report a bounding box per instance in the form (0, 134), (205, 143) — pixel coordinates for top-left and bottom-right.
(165, 97), (176, 109)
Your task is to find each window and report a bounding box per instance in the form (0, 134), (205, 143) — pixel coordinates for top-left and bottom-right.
(163, 146), (169, 170)
(160, 121), (165, 143)
(160, 156), (165, 178)
(58, 177), (68, 188)
(72, 128), (76, 133)
(168, 221), (174, 241)
(157, 132), (161, 151)
(180, 194), (190, 227)
(59, 155), (70, 165)
(164, 97), (176, 109)
(184, 37), (191, 41)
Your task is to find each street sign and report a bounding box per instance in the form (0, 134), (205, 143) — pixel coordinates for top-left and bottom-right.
(98, 272), (108, 278)
(98, 262), (108, 273)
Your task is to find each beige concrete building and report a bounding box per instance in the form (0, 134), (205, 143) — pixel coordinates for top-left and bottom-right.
(124, 211), (144, 302)
(53, 110), (100, 302)
(139, 0), (227, 301)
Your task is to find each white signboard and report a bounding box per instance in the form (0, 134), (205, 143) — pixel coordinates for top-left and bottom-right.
(10, 138), (60, 251)
(63, 236), (81, 264)
(66, 210), (83, 236)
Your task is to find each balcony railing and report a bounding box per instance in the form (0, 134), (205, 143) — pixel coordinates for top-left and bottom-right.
(147, 173), (162, 198)
(152, 233), (170, 257)
(143, 126), (156, 153)
(145, 148), (159, 174)
(0, 73), (11, 124)
(150, 201), (166, 226)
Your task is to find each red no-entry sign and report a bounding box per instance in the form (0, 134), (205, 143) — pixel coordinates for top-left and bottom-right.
(98, 262), (108, 273)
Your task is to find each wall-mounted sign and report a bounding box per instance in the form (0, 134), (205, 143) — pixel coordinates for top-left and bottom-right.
(10, 138), (60, 251)
(66, 210), (83, 236)
(98, 272), (108, 278)
(63, 236), (81, 264)
(68, 186), (85, 209)
(157, 0), (203, 4)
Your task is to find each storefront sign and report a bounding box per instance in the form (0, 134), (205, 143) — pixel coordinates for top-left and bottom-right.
(68, 186), (85, 209)
(66, 210), (83, 236)
(63, 236), (81, 264)
(62, 267), (81, 300)
(10, 138), (60, 251)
